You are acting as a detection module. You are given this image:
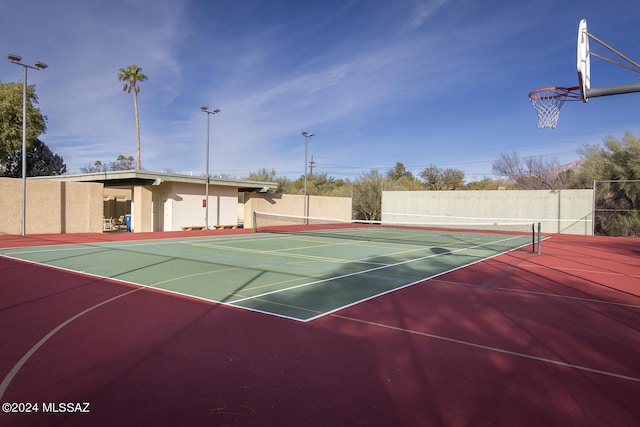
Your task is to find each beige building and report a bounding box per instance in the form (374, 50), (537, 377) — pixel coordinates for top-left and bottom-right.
(0, 177), (104, 234)
(2, 171), (594, 236)
(30, 170), (277, 233)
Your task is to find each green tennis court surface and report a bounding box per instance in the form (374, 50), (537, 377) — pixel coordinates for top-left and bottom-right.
(0, 230), (533, 321)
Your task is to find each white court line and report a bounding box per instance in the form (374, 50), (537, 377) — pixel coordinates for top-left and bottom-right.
(0, 234), (532, 399)
(330, 314), (640, 383)
(520, 263), (640, 281)
(0, 250), (315, 400)
(0, 232), (284, 255)
(189, 241), (381, 265)
(1, 232), (531, 321)
(229, 234), (529, 305)
(431, 278), (640, 309)
(0, 286), (145, 400)
(188, 238), (430, 267)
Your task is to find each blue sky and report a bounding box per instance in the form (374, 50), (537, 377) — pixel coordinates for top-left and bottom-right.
(1, 0), (639, 181)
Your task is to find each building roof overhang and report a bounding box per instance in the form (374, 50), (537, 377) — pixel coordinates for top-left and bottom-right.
(32, 170), (278, 192)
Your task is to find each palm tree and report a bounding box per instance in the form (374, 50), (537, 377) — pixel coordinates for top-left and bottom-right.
(118, 65), (148, 171)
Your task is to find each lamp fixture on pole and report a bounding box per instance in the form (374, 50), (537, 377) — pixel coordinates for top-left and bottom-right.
(7, 54), (48, 236)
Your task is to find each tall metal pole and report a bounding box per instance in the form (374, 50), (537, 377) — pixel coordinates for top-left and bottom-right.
(592, 180), (597, 236)
(201, 106), (220, 230)
(304, 136), (308, 217)
(8, 54), (47, 236)
(301, 131), (314, 219)
(205, 112), (210, 230)
(21, 66), (27, 236)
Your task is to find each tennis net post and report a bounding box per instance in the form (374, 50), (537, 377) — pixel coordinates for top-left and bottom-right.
(537, 222), (542, 255)
(252, 210), (257, 233)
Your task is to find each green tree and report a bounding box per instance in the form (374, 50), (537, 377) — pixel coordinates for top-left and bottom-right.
(2, 138), (66, 177)
(286, 175), (306, 195)
(384, 175), (425, 191)
(576, 132), (640, 183)
(419, 164), (465, 190)
(0, 82), (46, 161)
(81, 160), (106, 173)
(118, 65), (148, 171)
(247, 167), (277, 182)
(308, 172), (344, 195)
(573, 132), (640, 236)
(247, 168), (290, 193)
(80, 156), (135, 173)
(386, 162), (413, 181)
(323, 178), (352, 197)
(353, 169), (384, 220)
(463, 177), (514, 190)
(385, 162), (424, 190)
(441, 168), (465, 190)
(110, 154), (135, 171)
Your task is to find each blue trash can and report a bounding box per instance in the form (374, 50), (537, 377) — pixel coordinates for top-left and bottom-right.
(125, 214), (132, 232)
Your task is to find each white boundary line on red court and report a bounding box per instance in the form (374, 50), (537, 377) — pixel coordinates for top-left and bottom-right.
(329, 313), (640, 383)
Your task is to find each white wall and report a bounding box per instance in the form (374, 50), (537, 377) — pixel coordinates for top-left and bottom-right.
(243, 194), (353, 228)
(382, 189), (594, 235)
(153, 182), (238, 231)
(155, 182), (239, 231)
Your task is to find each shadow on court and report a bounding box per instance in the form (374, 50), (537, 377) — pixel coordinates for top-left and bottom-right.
(0, 232), (533, 321)
(0, 255), (401, 426)
(0, 232), (639, 426)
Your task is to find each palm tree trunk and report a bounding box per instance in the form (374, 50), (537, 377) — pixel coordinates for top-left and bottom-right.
(133, 89), (141, 171)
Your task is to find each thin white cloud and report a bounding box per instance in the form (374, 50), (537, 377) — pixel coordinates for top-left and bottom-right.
(407, 0), (451, 31)
(3, 0), (639, 180)
(4, 0), (192, 170)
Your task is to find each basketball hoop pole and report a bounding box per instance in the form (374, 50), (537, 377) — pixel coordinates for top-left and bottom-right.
(579, 20), (640, 101)
(529, 19), (640, 128)
(586, 82), (640, 99)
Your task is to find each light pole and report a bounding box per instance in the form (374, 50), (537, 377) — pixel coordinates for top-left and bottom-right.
(200, 106), (220, 230)
(301, 131), (314, 219)
(8, 54), (48, 237)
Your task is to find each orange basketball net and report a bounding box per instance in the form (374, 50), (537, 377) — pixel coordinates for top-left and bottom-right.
(528, 86), (582, 128)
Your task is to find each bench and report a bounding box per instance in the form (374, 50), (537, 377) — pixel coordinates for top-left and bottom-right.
(180, 225), (237, 231)
(181, 226), (206, 231)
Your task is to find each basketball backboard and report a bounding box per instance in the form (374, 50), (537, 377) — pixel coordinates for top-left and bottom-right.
(529, 18), (640, 128)
(577, 19), (590, 103)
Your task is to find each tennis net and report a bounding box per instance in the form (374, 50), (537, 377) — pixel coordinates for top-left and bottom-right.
(253, 211), (539, 252)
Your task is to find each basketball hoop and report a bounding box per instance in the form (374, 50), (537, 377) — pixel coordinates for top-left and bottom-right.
(528, 86), (582, 128)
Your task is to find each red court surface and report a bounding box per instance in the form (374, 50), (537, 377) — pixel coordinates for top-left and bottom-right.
(1, 231), (639, 426)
